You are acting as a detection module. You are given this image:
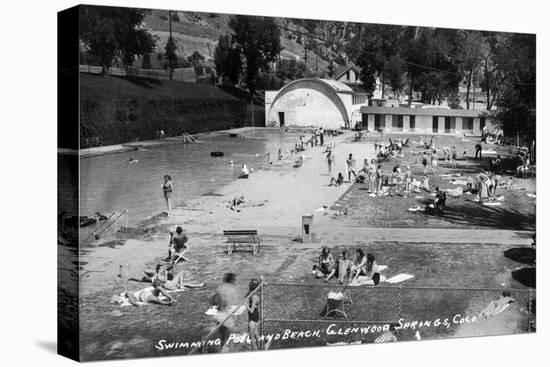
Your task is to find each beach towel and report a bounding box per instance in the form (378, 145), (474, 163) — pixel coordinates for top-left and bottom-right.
(478, 296), (515, 319)
(385, 274), (415, 283)
(408, 206), (426, 212)
(446, 187), (463, 198)
(483, 201), (502, 206)
(526, 193), (536, 198)
(481, 150), (498, 155)
(349, 273), (414, 286)
(451, 180), (468, 185)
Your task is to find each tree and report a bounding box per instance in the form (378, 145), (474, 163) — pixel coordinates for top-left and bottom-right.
(457, 31), (485, 109)
(276, 59), (307, 80)
(400, 27), (462, 105)
(228, 15), (282, 97)
(384, 54), (405, 97)
(188, 51), (205, 68)
(327, 60), (337, 78)
(164, 36), (178, 80)
(214, 34), (242, 85)
(79, 6), (155, 74)
(492, 33), (535, 141)
(348, 24), (403, 97)
(142, 53), (151, 69)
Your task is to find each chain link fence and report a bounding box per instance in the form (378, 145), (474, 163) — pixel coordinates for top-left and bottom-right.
(189, 282), (534, 355)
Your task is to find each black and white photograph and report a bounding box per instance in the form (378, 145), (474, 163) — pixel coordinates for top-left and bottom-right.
(52, 0), (541, 364)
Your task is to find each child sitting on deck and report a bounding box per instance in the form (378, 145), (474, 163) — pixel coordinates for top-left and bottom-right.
(329, 173), (345, 187)
(313, 246), (336, 281)
(293, 155), (305, 168)
(337, 249), (353, 284)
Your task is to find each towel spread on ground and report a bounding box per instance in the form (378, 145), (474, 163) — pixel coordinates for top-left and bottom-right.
(478, 296), (515, 319)
(447, 187), (464, 198)
(451, 180), (468, 185)
(483, 201), (502, 206)
(204, 304), (246, 316)
(349, 274), (414, 286)
(481, 150), (498, 155)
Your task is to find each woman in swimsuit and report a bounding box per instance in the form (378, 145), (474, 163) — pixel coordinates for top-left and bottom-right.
(351, 248), (367, 281)
(431, 150), (438, 175)
(162, 175), (173, 217)
(126, 286), (175, 306)
(150, 264), (204, 291)
(364, 253), (381, 285)
(246, 279), (261, 350)
(314, 246), (335, 281)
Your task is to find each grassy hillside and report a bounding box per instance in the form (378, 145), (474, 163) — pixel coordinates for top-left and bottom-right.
(80, 73), (237, 102)
(79, 74), (247, 146)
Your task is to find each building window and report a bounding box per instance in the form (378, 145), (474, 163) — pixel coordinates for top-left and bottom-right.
(410, 115), (415, 131)
(392, 115), (399, 128)
(432, 116), (439, 133)
(480, 117), (486, 131)
(463, 117), (474, 131)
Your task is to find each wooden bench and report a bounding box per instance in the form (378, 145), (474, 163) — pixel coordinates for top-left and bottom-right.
(223, 230), (261, 254)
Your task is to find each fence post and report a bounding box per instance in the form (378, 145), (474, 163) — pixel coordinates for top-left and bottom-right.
(260, 281), (265, 350)
(527, 288), (532, 332)
(398, 285), (402, 324)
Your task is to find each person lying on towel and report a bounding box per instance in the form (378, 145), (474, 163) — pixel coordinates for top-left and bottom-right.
(125, 285), (175, 306)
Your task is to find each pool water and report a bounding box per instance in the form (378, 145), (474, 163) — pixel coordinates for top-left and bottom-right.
(78, 129), (303, 225)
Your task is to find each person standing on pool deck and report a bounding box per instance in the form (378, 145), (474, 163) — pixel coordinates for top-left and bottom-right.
(326, 148), (334, 174)
(319, 127), (324, 146)
(346, 153), (357, 182)
(162, 175), (173, 217)
(208, 273), (241, 353)
(475, 143), (482, 160)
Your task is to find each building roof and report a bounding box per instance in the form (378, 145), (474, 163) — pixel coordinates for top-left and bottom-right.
(317, 78), (354, 93)
(335, 64), (361, 80)
(359, 106), (490, 118)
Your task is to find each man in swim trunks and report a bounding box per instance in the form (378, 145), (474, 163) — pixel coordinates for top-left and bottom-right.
(169, 226), (189, 261)
(208, 273), (241, 352)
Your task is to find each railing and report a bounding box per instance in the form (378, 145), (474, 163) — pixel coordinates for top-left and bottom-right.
(189, 282), (534, 355)
(85, 210), (128, 242)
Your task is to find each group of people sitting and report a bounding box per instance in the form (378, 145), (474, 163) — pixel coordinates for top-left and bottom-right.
(124, 262), (205, 306)
(374, 138), (407, 161)
(119, 226), (205, 306)
(481, 126), (504, 145)
(515, 149), (533, 178)
(312, 247), (381, 286)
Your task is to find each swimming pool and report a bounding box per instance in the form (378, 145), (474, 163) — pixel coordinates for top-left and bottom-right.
(78, 129), (303, 226)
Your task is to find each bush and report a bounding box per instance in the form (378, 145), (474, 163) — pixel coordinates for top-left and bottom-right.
(159, 14), (168, 21)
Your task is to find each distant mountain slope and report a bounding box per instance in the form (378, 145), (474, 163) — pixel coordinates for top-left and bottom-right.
(142, 10), (343, 75)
